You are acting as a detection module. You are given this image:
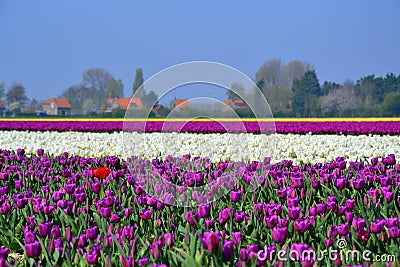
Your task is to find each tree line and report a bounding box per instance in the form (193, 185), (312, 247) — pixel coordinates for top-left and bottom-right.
(1, 60), (399, 117)
(254, 59), (400, 117)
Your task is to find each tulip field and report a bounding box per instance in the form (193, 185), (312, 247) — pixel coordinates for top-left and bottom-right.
(0, 118), (399, 266)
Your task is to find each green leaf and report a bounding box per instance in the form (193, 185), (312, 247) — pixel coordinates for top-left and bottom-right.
(169, 247), (201, 267)
(110, 233), (127, 258)
(0, 227), (13, 237)
(189, 231), (198, 258)
(53, 249), (60, 263)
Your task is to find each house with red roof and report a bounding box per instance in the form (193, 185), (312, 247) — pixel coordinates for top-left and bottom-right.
(102, 98), (144, 113)
(42, 98), (72, 116)
(170, 98), (190, 110)
(223, 98), (247, 110)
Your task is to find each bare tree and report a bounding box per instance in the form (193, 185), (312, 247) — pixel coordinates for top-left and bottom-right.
(82, 68), (114, 108)
(321, 80), (358, 117)
(6, 82), (29, 114)
(280, 60), (313, 91)
(82, 68), (113, 93)
(27, 98), (41, 113)
(106, 78), (124, 98)
(255, 59), (283, 88)
(61, 84), (96, 115)
(82, 98), (97, 115)
(226, 83), (246, 100)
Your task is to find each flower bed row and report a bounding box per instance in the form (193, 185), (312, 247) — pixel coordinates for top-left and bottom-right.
(1, 120), (400, 134)
(1, 131), (400, 165)
(0, 148), (398, 266)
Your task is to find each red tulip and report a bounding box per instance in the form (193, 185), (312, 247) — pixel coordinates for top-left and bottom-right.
(92, 167), (110, 179)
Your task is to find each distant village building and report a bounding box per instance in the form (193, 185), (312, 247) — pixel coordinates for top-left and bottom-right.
(42, 98), (71, 116)
(223, 99), (247, 109)
(0, 98), (5, 116)
(102, 98), (144, 113)
(170, 98), (190, 110)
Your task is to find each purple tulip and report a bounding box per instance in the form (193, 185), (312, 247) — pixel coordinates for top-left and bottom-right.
(50, 225), (61, 239)
(161, 233), (175, 247)
(328, 225), (338, 237)
(288, 206), (301, 220)
(387, 154), (396, 165)
(338, 205), (347, 216)
(24, 231), (37, 244)
(291, 177), (304, 188)
(353, 179), (365, 190)
(124, 207), (132, 217)
(205, 219), (215, 229)
(386, 218), (399, 228)
(371, 157), (378, 165)
(199, 231), (220, 254)
(388, 227), (400, 239)
(85, 249), (99, 265)
(146, 196), (157, 206)
(370, 220), (384, 233)
(185, 177), (195, 187)
(356, 229), (370, 243)
(100, 207), (112, 218)
(345, 199), (356, 210)
(345, 211), (354, 223)
(38, 221), (52, 237)
(309, 206), (317, 216)
(232, 232), (242, 245)
(123, 226), (135, 240)
(198, 203), (211, 218)
(86, 226), (99, 241)
(240, 248), (248, 261)
(235, 211), (246, 223)
(192, 172), (205, 185)
(311, 178), (319, 188)
(272, 226), (288, 244)
(230, 190), (241, 202)
(25, 240), (42, 258)
(264, 215), (279, 229)
(139, 209), (153, 221)
(218, 208), (232, 224)
(316, 203), (327, 215)
(121, 256), (135, 267)
(0, 247), (9, 260)
(185, 211), (198, 225)
(247, 244), (259, 260)
(334, 177), (348, 190)
(222, 240), (234, 262)
(91, 182), (102, 193)
(15, 180), (24, 190)
(78, 234), (88, 248)
(64, 226), (72, 242)
(287, 197), (299, 207)
(325, 238), (334, 247)
(337, 223), (350, 236)
(384, 191), (394, 202)
(276, 188), (287, 199)
(150, 240), (162, 260)
(75, 193), (86, 203)
(294, 219), (311, 232)
(110, 214), (121, 223)
(138, 257), (149, 266)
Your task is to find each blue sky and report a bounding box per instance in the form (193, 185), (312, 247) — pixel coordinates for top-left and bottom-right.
(0, 0), (399, 103)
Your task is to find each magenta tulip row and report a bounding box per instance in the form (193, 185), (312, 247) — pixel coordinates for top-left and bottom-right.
(1, 120), (400, 134)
